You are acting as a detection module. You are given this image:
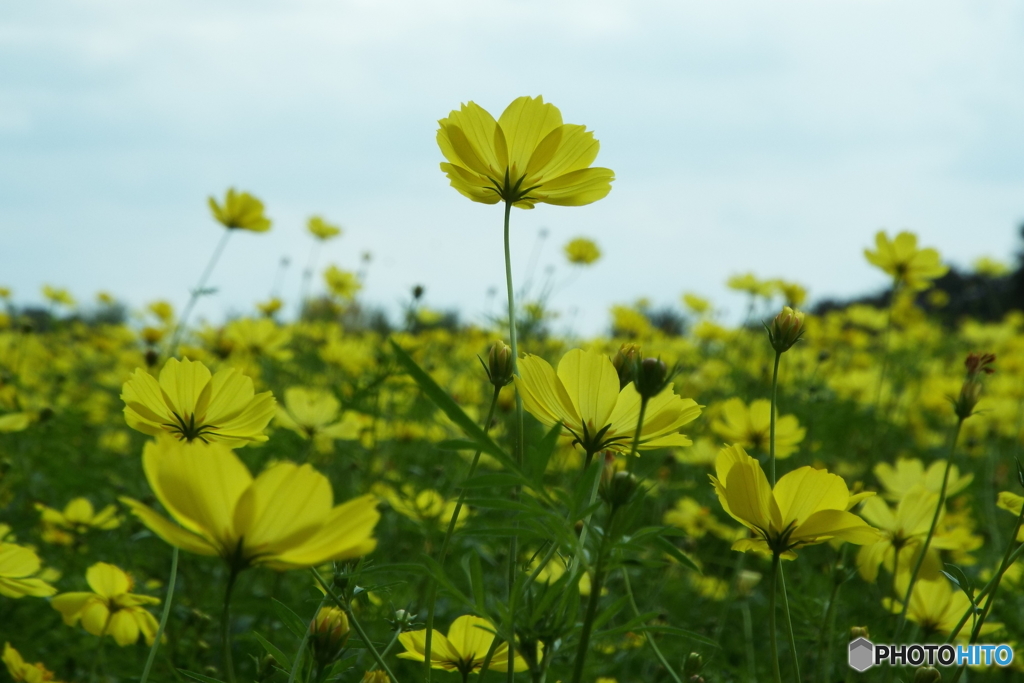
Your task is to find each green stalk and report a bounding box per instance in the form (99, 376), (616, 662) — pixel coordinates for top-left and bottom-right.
(769, 350), (781, 486)
(893, 418), (964, 642)
(424, 386), (501, 682)
(945, 541), (1024, 643)
(503, 199), (523, 683)
(139, 547), (179, 683)
(626, 396), (649, 471)
(287, 595), (329, 683)
(741, 600), (756, 683)
(777, 565), (801, 682)
(569, 507), (617, 683)
(89, 616), (112, 683)
(310, 568), (398, 683)
(621, 568), (684, 683)
(169, 228), (232, 353)
(222, 567), (240, 683)
(813, 546), (847, 683)
(769, 554), (783, 683)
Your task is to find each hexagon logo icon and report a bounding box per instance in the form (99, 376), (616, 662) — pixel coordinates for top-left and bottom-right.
(849, 637), (874, 672)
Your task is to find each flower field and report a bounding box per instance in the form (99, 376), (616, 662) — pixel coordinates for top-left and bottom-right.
(2, 96), (1023, 683)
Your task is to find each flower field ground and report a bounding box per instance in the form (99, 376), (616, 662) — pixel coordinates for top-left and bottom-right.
(2, 98), (1024, 683)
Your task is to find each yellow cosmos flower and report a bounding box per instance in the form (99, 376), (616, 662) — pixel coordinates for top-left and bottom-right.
(710, 398), (805, 459)
(710, 445), (879, 559)
(35, 498), (121, 545)
(864, 230), (948, 291)
(398, 615), (528, 674)
(208, 188), (271, 232)
(373, 483), (468, 529)
(873, 458), (973, 501)
(563, 237), (601, 265)
(884, 574), (1001, 638)
(275, 386), (362, 452)
(121, 357), (275, 447)
(51, 562), (160, 646)
(514, 348), (701, 457)
(324, 266), (362, 300)
(120, 437), (380, 571)
(0, 544), (57, 599)
(437, 96), (614, 208)
(997, 492), (1024, 541)
(308, 216), (342, 241)
(2, 643), (64, 683)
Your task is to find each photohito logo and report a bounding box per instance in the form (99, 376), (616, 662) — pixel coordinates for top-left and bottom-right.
(848, 638), (1014, 671)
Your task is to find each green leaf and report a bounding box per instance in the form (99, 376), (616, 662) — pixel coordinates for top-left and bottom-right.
(461, 473), (530, 489)
(436, 439), (480, 451)
(271, 598), (310, 640)
(524, 424), (561, 483)
(652, 535), (700, 572)
(389, 340), (520, 473)
(463, 553), (487, 613)
(178, 670), (228, 683)
(251, 631), (292, 669)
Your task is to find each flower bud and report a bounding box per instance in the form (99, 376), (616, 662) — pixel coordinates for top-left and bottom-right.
(735, 570), (762, 597)
(850, 626), (870, 639)
(310, 606), (350, 665)
(635, 358), (670, 399)
(953, 352), (995, 420)
(360, 672), (390, 683)
(913, 666), (941, 683)
(766, 306), (805, 353)
(486, 341), (515, 388)
(612, 343), (642, 389)
(683, 652), (703, 677)
(600, 470), (639, 509)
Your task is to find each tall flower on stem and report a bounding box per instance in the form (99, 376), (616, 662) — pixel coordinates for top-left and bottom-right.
(437, 96), (614, 683)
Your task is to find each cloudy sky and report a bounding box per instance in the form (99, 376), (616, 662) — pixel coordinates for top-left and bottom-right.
(2, 0), (1023, 333)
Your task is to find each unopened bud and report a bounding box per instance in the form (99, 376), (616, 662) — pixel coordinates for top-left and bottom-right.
(392, 608), (414, 629)
(612, 343), (642, 390)
(954, 352), (996, 420)
(635, 358), (670, 399)
(600, 470), (639, 508)
(360, 671), (390, 683)
(913, 666), (941, 683)
(735, 570), (762, 597)
(310, 606), (350, 664)
(766, 306), (805, 353)
(683, 652), (703, 677)
(486, 341), (515, 388)
(145, 349), (160, 368)
(255, 655), (278, 683)
(850, 626), (870, 639)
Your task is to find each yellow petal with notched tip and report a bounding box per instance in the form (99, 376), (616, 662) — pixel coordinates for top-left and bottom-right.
(85, 563), (130, 599)
(723, 455), (773, 532)
(446, 615), (496, 661)
(498, 96), (563, 178)
(528, 167), (614, 206)
(556, 349), (619, 432)
(211, 391), (275, 444)
(264, 494), (380, 570)
(858, 496), (897, 530)
(398, 629), (463, 670)
(203, 368), (257, 423)
(232, 462), (332, 558)
(119, 498), (221, 557)
(793, 509), (880, 545)
(526, 124), (599, 181)
(514, 355), (580, 430)
(158, 358), (212, 418)
(108, 610), (140, 646)
(773, 466), (849, 528)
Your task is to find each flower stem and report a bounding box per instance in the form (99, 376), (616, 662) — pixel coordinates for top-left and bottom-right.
(626, 397), (649, 471)
(777, 564), (801, 682)
(139, 546), (178, 683)
(424, 386), (501, 683)
(893, 417), (964, 643)
(741, 600), (756, 683)
(769, 350), (781, 486)
(170, 228), (232, 354)
(945, 540), (1024, 643)
(621, 568), (684, 683)
(569, 506), (617, 683)
(503, 199), (523, 683)
(222, 567), (240, 683)
(89, 618), (111, 683)
(287, 595), (329, 683)
(769, 553), (783, 683)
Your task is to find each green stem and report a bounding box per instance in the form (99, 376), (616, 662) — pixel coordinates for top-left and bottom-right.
(769, 554), (783, 683)
(287, 596), (329, 683)
(814, 548), (846, 683)
(741, 600), (756, 683)
(310, 568), (398, 683)
(769, 351), (781, 486)
(873, 276), (899, 414)
(503, 199), (523, 683)
(621, 568), (684, 683)
(626, 397), (649, 472)
(945, 541), (1024, 643)
(379, 628), (403, 662)
(569, 507), (617, 683)
(893, 418), (964, 642)
(89, 617), (111, 683)
(424, 386), (501, 682)
(222, 568), (240, 683)
(566, 456), (602, 578)
(139, 546), (179, 683)
(778, 564), (801, 682)
(169, 228), (232, 354)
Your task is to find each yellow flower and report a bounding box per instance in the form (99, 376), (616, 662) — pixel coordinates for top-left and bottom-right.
(710, 398), (805, 458)
(2, 643), (63, 683)
(374, 483), (468, 529)
(0, 413), (31, 433)
(682, 293), (711, 315)
(360, 672), (389, 683)
(147, 300), (175, 324)
(324, 266), (362, 300)
(726, 273), (772, 298)
(398, 615), (528, 674)
(275, 387), (362, 451)
(973, 256), (1009, 277)
(308, 216), (342, 241)
(257, 297), (283, 317)
(884, 574), (1001, 638)
(208, 188), (271, 232)
(864, 231), (948, 291)
(35, 498), (121, 543)
(663, 496), (742, 542)
(120, 437), (380, 571)
(710, 445), (879, 558)
(437, 96), (614, 208)
(51, 563), (160, 646)
(120, 357), (275, 447)
(563, 237), (601, 265)
(41, 285), (75, 307)
(514, 348), (701, 456)
(873, 458), (973, 501)
(997, 492), (1024, 541)
(0, 543), (57, 598)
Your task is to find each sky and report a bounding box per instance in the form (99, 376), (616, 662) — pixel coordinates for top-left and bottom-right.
(2, 0), (1023, 334)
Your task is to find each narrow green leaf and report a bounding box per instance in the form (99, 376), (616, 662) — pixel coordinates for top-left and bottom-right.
(251, 631), (292, 670)
(178, 670), (228, 683)
(271, 598), (310, 640)
(652, 535), (700, 572)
